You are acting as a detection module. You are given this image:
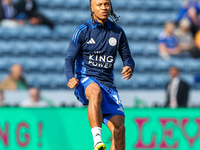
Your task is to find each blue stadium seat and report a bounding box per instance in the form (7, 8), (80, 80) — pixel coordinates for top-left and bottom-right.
(0, 58), (9, 72)
(35, 26), (52, 39)
(182, 74), (194, 87)
(34, 0), (49, 7)
(128, 0), (143, 10)
(153, 13), (176, 25)
(58, 11), (75, 24)
(143, 43), (158, 56)
(132, 74), (151, 88)
(112, 0), (129, 10)
(19, 26), (37, 39)
(137, 13), (154, 25)
(114, 57), (123, 71)
(53, 25), (74, 39)
(26, 74), (53, 89)
(37, 74), (53, 89)
(134, 58), (155, 72)
(27, 41), (48, 56)
(143, 0), (158, 10)
(182, 59), (200, 73)
(171, 58), (186, 72)
(26, 74), (38, 87)
(39, 59), (57, 72)
(13, 42), (29, 56)
(74, 11), (91, 24)
(0, 73), (7, 81)
(1, 27), (20, 40)
(39, 9), (59, 22)
(54, 58), (65, 73)
(0, 41), (13, 55)
(154, 58), (171, 72)
(158, 0), (174, 10)
(65, 0), (82, 9)
(23, 58), (41, 72)
(51, 74), (67, 89)
(47, 0), (66, 8)
(148, 27), (163, 41)
(129, 43), (144, 56)
(149, 74), (169, 88)
(114, 72), (133, 89)
(119, 13), (138, 25)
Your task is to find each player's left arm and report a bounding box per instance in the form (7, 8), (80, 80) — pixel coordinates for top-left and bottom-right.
(118, 30), (135, 80)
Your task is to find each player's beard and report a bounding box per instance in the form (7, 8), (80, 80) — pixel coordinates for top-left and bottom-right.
(93, 13), (109, 23)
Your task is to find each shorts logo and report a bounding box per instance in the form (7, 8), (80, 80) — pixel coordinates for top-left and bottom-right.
(81, 77), (89, 83)
(109, 37), (117, 46)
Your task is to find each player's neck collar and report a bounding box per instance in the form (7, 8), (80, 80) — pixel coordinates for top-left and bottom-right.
(90, 19), (111, 29)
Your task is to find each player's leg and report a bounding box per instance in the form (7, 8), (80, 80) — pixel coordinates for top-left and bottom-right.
(85, 82), (103, 128)
(85, 82), (106, 149)
(107, 115), (125, 150)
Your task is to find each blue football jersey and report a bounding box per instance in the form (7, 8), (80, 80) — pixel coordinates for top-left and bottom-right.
(65, 19), (135, 85)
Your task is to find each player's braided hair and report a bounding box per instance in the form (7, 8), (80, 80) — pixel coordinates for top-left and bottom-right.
(89, 0), (120, 23)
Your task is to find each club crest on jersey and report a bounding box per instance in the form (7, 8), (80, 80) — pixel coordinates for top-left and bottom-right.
(109, 37), (117, 46)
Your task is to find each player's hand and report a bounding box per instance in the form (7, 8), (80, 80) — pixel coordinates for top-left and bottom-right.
(68, 77), (79, 89)
(121, 66), (133, 80)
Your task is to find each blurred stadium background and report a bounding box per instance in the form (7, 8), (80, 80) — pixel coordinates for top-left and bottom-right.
(0, 0), (200, 149)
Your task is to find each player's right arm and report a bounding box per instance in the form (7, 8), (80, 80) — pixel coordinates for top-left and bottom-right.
(65, 25), (86, 89)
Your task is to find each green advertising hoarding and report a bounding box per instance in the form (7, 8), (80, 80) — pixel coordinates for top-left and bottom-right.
(0, 108), (200, 150)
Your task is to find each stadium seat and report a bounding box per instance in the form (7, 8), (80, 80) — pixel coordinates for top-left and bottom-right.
(37, 74), (53, 89)
(183, 59), (200, 73)
(65, 0), (83, 9)
(13, 42), (29, 56)
(149, 74), (169, 88)
(134, 58), (155, 72)
(53, 25), (74, 39)
(51, 74), (68, 89)
(114, 57), (123, 71)
(137, 13), (154, 25)
(39, 9), (59, 23)
(128, 0), (143, 10)
(58, 11), (75, 24)
(35, 26), (52, 39)
(0, 58), (9, 72)
(132, 74), (151, 89)
(119, 13), (138, 25)
(1, 27), (20, 40)
(19, 25), (37, 39)
(114, 72), (133, 89)
(34, 0), (49, 7)
(23, 58), (41, 72)
(158, 0), (175, 10)
(112, 0), (129, 10)
(27, 41), (46, 56)
(129, 43), (144, 56)
(153, 13), (176, 25)
(143, 0), (158, 10)
(182, 74), (195, 87)
(0, 73), (7, 81)
(148, 27), (163, 41)
(0, 41), (13, 55)
(143, 43), (158, 56)
(153, 58), (171, 72)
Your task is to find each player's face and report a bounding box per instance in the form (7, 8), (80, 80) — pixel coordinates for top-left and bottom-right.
(91, 0), (111, 23)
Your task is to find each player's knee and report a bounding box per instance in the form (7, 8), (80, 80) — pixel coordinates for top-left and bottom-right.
(114, 124), (125, 136)
(91, 88), (101, 97)
(89, 88), (102, 103)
